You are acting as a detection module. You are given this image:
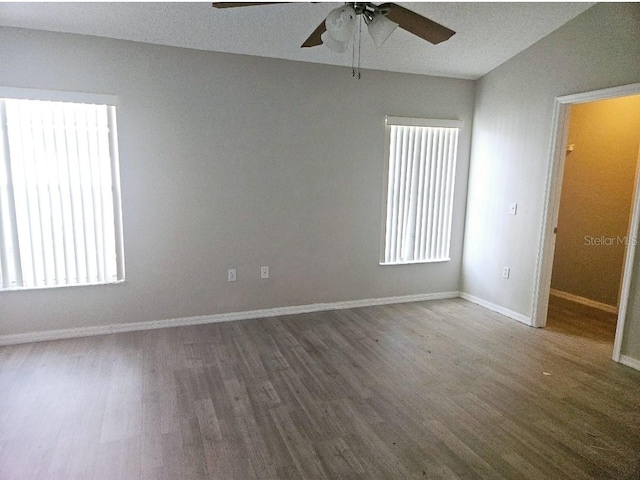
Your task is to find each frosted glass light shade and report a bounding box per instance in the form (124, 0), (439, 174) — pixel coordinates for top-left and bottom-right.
(324, 5), (357, 42)
(321, 31), (349, 52)
(367, 13), (398, 47)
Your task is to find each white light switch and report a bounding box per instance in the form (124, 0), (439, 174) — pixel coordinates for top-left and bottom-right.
(261, 266), (269, 279)
(509, 203), (517, 215)
(502, 267), (510, 279)
(228, 269), (236, 282)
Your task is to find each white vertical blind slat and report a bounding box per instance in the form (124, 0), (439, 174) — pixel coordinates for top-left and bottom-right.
(384, 122), (459, 264)
(399, 126), (410, 260)
(428, 129), (438, 261)
(107, 106), (124, 282)
(443, 129), (459, 259)
(33, 104), (56, 286)
(390, 126), (404, 262)
(421, 129), (435, 260)
(401, 126), (416, 261)
(10, 104), (39, 286)
(43, 105), (64, 285)
(0, 100), (23, 288)
(53, 105), (74, 284)
(413, 129), (426, 258)
(65, 104), (86, 284)
(433, 132), (441, 260)
(76, 106), (96, 283)
(396, 127), (409, 261)
(384, 127), (397, 263)
(437, 130), (449, 259)
(89, 106), (105, 282)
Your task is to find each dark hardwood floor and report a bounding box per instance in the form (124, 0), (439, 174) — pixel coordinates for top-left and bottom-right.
(546, 295), (618, 343)
(1, 298), (639, 479)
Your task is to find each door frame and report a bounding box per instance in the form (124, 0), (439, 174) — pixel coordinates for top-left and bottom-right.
(531, 82), (640, 363)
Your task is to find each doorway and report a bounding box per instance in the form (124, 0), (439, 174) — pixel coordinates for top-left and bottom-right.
(548, 95), (640, 346)
(532, 82), (640, 364)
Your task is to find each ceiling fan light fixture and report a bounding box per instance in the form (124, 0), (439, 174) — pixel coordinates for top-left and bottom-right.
(324, 5), (357, 42)
(367, 12), (398, 47)
(320, 31), (349, 53)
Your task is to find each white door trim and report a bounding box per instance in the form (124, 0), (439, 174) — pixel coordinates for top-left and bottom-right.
(532, 82), (640, 364)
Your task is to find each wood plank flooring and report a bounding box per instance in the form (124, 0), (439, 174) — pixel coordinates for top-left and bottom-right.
(1, 298), (639, 479)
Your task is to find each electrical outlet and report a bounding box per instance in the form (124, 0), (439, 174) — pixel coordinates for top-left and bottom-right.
(261, 266), (269, 279)
(509, 203), (517, 215)
(228, 268), (236, 282)
(502, 267), (510, 279)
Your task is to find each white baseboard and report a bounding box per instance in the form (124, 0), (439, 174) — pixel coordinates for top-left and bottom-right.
(549, 289), (618, 314)
(0, 291), (459, 346)
(459, 292), (533, 326)
(619, 354), (640, 372)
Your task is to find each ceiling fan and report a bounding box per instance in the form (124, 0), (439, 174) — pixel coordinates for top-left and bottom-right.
(211, 2), (456, 52)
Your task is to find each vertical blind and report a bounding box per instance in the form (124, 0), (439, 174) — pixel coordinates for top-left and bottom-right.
(0, 97), (124, 289)
(383, 121), (460, 264)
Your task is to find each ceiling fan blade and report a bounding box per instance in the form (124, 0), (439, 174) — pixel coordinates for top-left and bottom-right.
(380, 3), (455, 45)
(301, 20), (326, 48)
(212, 2), (288, 8)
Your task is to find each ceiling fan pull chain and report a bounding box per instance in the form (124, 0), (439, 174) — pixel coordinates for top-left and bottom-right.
(352, 15), (362, 79)
(351, 20), (356, 78)
(357, 15), (362, 79)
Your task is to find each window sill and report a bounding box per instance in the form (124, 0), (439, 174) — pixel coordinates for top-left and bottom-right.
(0, 279), (125, 293)
(380, 259), (450, 266)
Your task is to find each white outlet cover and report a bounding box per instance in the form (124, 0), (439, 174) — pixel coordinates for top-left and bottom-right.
(228, 269), (236, 282)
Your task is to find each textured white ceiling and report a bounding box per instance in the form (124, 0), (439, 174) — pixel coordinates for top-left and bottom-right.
(0, 2), (594, 79)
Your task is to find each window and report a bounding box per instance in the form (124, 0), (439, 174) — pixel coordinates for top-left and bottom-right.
(0, 88), (124, 290)
(381, 116), (461, 265)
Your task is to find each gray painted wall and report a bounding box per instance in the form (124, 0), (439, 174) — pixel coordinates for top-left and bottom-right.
(0, 27), (474, 336)
(462, 3), (640, 359)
